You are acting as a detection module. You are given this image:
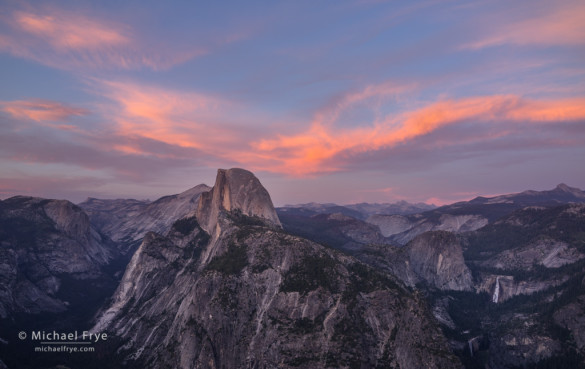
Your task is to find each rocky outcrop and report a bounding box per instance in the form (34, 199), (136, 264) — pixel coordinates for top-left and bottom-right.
(554, 295), (585, 352)
(366, 213), (487, 244)
(80, 184), (210, 253)
(93, 169), (460, 369)
(0, 196), (116, 317)
(480, 237), (585, 271)
(476, 274), (569, 303)
(366, 214), (414, 237)
(324, 213), (387, 248)
(196, 168), (281, 235)
(488, 318), (562, 369)
(352, 231), (473, 292)
(405, 231), (473, 291)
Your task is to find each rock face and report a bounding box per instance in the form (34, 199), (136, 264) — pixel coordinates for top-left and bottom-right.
(0, 196), (115, 317)
(479, 237), (584, 271)
(366, 214), (415, 237)
(80, 184), (210, 253)
(554, 294), (585, 353)
(406, 231), (473, 291)
(93, 168), (460, 369)
(366, 213), (488, 244)
(357, 231), (473, 292)
(196, 168), (281, 234)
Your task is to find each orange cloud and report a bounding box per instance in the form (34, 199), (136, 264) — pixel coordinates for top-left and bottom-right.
(82, 79), (585, 177)
(464, 1), (585, 49)
(91, 80), (262, 161)
(1, 99), (88, 123)
(0, 6), (202, 70)
(253, 95), (585, 175)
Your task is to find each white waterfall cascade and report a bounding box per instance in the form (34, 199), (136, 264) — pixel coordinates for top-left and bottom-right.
(492, 276), (500, 303)
(468, 336), (480, 356)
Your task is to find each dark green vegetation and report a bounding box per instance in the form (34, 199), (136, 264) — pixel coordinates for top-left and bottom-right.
(171, 216), (200, 235)
(280, 253), (339, 295)
(205, 241), (249, 275)
(343, 262), (402, 301)
(464, 205), (585, 261)
(227, 209), (268, 227)
(277, 212), (366, 252)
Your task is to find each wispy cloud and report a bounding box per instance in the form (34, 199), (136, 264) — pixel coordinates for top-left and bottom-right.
(253, 94), (585, 175)
(1, 99), (88, 122)
(93, 80), (242, 152)
(463, 1), (585, 49)
(0, 5), (203, 70)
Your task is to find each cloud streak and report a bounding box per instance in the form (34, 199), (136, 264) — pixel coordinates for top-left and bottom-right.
(253, 94), (585, 175)
(0, 5), (202, 70)
(0, 99), (88, 123)
(91, 80), (254, 156)
(3, 81), (584, 187)
(464, 1), (585, 49)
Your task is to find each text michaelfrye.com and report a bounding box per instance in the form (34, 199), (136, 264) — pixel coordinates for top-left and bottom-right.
(16, 330), (108, 354)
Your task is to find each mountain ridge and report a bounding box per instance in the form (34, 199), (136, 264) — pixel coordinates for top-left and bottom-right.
(90, 168), (460, 369)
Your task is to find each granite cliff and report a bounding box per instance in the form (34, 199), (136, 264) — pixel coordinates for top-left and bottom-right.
(80, 184), (210, 254)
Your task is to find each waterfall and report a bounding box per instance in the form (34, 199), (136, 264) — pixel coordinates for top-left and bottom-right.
(468, 339), (473, 357)
(492, 276), (500, 303)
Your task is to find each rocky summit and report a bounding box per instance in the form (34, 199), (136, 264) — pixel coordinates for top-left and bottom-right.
(196, 168), (281, 235)
(92, 168), (460, 369)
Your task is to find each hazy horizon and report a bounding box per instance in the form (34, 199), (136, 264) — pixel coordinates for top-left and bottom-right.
(1, 172), (581, 208)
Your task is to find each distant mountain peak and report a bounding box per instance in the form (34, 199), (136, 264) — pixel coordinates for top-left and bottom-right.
(554, 183), (583, 195)
(548, 183), (585, 199)
(196, 168), (281, 234)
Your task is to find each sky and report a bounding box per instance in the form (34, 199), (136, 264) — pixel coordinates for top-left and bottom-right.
(0, 0), (584, 206)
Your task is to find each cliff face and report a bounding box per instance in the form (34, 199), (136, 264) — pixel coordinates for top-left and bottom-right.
(0, 196), (116, 317)
(80, 184), (210, 254)
(366, 213), (488, 244)
(357, 231), (473, 292)
(196, 168), (281, 235)
(406, 231), (473, 291)
(93, 168), (460, 369)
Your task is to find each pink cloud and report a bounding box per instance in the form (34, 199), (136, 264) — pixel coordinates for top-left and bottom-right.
(0, 6), (203, 70)
(7, 78), (581, 184)
(0, 99), (89, 128)
(14, 10), (129, 49)
(89, 79), (272, 164)
(464, 1), (585, 49)
(253, 94), (585, 175)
